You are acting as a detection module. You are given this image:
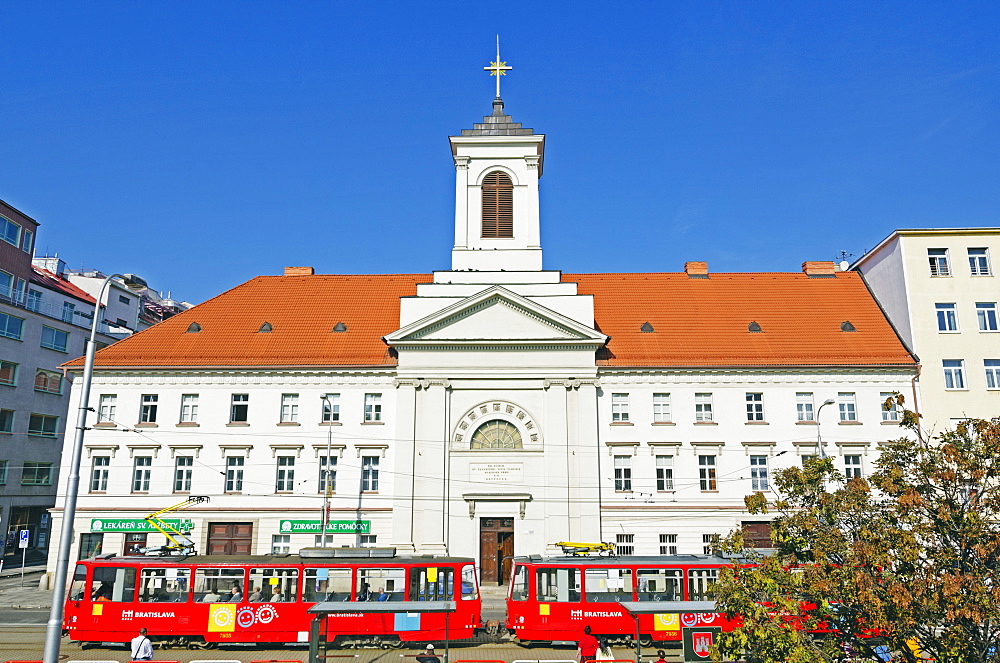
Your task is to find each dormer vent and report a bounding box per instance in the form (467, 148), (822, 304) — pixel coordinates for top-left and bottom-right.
(186, 322), (201, 333)
(640, 322), (655, 333)
(685, 261), (709, 278)
(748, 321), (762, 333)
(841, 321), (857, 332)
(333, 322), (347, 333)
(258, 322), (273, 333)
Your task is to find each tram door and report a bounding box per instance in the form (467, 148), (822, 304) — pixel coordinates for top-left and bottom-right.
(479, 518), (514, 585)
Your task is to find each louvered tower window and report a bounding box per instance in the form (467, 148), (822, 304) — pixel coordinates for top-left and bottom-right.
(481, 171), (514, 238)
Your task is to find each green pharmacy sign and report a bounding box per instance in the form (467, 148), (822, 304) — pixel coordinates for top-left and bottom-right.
(90, 518), (193, 533)
(279, 520), (371, 534)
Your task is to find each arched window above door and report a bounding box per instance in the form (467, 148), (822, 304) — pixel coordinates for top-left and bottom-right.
(470, 419), (522, 449)
(481, 171), (514, 238)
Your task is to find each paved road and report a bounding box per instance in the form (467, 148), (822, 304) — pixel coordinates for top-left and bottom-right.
(0, 607), (49, 624)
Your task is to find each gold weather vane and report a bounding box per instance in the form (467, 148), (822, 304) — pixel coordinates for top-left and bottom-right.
(484, 35), (512, 98)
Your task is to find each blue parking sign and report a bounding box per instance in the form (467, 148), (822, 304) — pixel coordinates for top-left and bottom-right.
(18, 529), (29, 548)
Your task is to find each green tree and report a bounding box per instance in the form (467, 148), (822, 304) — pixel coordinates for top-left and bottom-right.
(714, 404), (1000, 663)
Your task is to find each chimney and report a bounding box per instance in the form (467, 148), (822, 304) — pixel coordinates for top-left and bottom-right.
(684, 261), (708, 278)
(284, 266), (315, 276)
(802, 261), (836, 278)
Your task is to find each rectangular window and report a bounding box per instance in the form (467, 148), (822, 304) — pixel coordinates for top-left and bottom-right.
(584, 567), (635, 602)
(119, 294), (131, 305)
(22, 461), (53, 485)
(359, 534), (377, 548)
(280, 394), (299, 423)
(838, 393), (857, 421)
(275, 456), (295, 492)
(322, 394), (340, 422)
(969, 248), (991, 276)
(745, 392), (764, 421)
(881, 392), (901, 421)
(271, 535), (291, 554)
(90, 456), (110, 492)
(695, 393), (714, 422)
(0, 460), (7, 484)
(132, 456), (152, 492)
(0, 215), (20, 246)
(611, 393), (629, 422)
(655, 455), (674, 491)
(0, 409), (12, 433)
(62, 301), (76, 323)
(699, 455), (717, 491)
(985, 360), (1000, 390)
(361, 455), (379, 491)
(0, 270), (11, 299)
(40, 325), (69, 352)
(98, 394), (116, 423)
(928, 248), (950, 276)
(701, 535), (720, 557)
(976, 302), (999, 332)
(750, 455), (769, 491)
(936, 303), (959, 332)
(614, 455), (632, 492)
(844, 455), (863, 479)
(21, 228), (33, 253)
(0, 312), (25, 340)
(943, 359), (966, 390)
(140, 394), (158, 423)
(180, 394), (198, 423)
(0, 359), (17, 386)
(364, 394), (382, 422)
(319, 456), (337, 493)
(28, 413), (58, 437)
(535, 567), (580, 602)
(174, 456), (193, 492)
(615, 534), (635, 556)
(26, 289), (41, 312)
(225, 456), (244, 492)
(796, 392), (814, 421)
(34, 369), (62, 394)
(230, 393), (248, 423)
(658, 534), (678, 555)
(652, 393), (671, 422)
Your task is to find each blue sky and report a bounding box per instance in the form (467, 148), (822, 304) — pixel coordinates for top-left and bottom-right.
(3, 1), (998, 304)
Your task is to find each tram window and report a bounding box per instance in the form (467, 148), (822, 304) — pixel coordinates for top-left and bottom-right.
(138, 568), (190, 602)
(69, 564), (88, 601)
(461, 563), (479, 600)
(194, 568), (246, 603)
(584, 568), (633, 602)
(303, 568), (352, 602)
(536, 568), (581, 602)
(509, 565), (528, 601)
(359, 567), (406, 601)
(688, 569), (718, 601)
(248, 567), (299, 603)
(408, 566), (453, 601)
(90, 566), (136, 602)
(636, 568), (681, 601)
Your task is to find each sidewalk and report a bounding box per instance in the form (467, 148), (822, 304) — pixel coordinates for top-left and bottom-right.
(0, 561), (51, 609)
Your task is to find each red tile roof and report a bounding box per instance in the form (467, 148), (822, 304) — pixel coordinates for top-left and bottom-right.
(66, 271), (915, 369)
(31, 268), (97, 304)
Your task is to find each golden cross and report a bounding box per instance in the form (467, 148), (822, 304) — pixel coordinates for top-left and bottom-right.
(484, 35), (512, 98)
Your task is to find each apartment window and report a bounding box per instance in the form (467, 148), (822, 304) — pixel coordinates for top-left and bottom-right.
(612, 534), (635, 556)
(97, 394), (117, 423)
(319, 456), (337, 493)
(652, 393), (671, 422)
(796, 392), (814, 421)
(695, 393), (714, 422)
(26, 289), (41, 312)
(0, 360), (17, 386)
(880, 392), (902, 422)
(132, 456), (152, 492)
(271, 535), (291, 554)
(275, 456), (295, 492)
(928, 248), (950, 276)
(28, 414), (58, 437)
(0, 215), (20, 246)
(969, 248), (991, 276)
(174, 456), (193, 492)
(361, 455), (379, 491)
(40, 326), (69, 352)
(180, 394), (198, 423)
(936, 303), (959, 332)
(659, 534), (678, 555)
(364, 394), (382, 422)
(21, 228), (33, 253)
(0, 312), (24, 340)
(976, 303), (999, 332)
(90, 456), (110, 492)
(0, 460), (6, 484)
(359, 534), (377, 548)
(614, 455), (632, 492)
(0, 409), (12, 433)
(119, 294), (131, 305)
(62, 301), (76, 323)
(702, 534), (720, 555)
(611, 393), (629, 422)
(280, 394), (299, 423)
(746, 393), (764, 421)
(0, 270), (11, 299)
(22, 461), (52, 486)
(656, 455), (674, 491)
(34, 369), (62, 394)
(322, 394), (340, 423)
(750, 455), (769, 491)
(230, 394), (249, 423)
(225, 456), (244, 492)
(985, 360), (1000, 390)
(140, 394), (158, 423)
(801, 454), (817, 466)
(844, 455), (863, 479)
(943, 360), (967, 390)
(699, 455), (717, 491)
(838, 393), (857, 422)
(314, 534), (337, 547)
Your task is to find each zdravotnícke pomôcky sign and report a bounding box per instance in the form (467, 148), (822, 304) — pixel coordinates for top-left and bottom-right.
(279, 520), (371, 533)
(91, 519), (193, 533)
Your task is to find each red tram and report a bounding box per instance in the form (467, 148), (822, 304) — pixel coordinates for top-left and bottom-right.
(64, 548), (481, 648)
(505, 553), (738, 646)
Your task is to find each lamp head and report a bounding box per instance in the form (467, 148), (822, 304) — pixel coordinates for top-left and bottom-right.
(823, 398), (836, 405)
(121, 274), (148, 290)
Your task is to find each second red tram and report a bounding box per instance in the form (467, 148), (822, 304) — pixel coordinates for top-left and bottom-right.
(64, 548), (481, 648)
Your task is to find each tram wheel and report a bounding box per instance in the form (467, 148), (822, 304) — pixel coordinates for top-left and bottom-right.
(639, 635), (653, 647)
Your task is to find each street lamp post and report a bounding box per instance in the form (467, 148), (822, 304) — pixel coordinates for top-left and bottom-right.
(43, 273), (146, 663)
(815, 398), (837, 459)
(320, 395), (334, 546)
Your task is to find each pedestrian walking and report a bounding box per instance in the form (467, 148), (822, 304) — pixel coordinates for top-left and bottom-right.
(579, 625), (600, 663)
(130, 627), (153, 661)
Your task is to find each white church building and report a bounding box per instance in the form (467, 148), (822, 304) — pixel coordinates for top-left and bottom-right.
(47, 88), (916, 586)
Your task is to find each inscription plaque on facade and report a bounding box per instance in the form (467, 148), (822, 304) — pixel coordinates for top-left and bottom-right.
(470, 462), (524, 483)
